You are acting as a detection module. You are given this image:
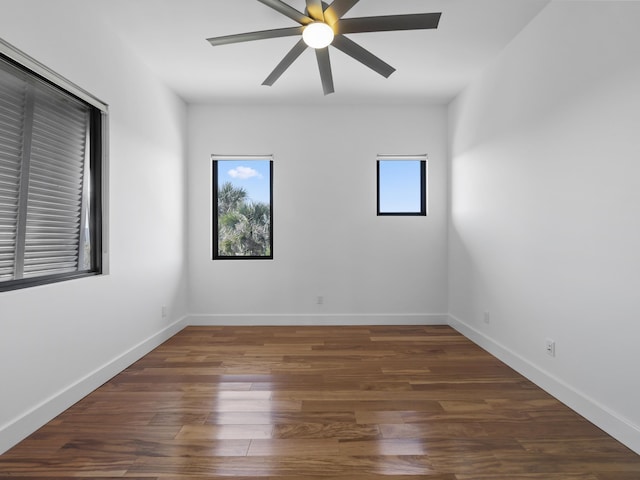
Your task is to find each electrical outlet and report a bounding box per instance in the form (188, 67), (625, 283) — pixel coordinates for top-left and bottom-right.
(316, 296), (324, 305)
(161, 305), (168, 319)
(483, 311), (491, 324)
(545, 338), (556, 357)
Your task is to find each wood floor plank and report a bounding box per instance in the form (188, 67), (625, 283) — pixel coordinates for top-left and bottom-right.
(1, 325), (638, 478)
(206, 411), (357, 425)
(247, 439), (340, 456)
(337, 438), (428, 456)
(272, 422), (381, 440)
(175, 424), (274, 440)
(125, 455), (437, 476)
(355, 410), (405, 425)
(456, 475), (599, 480)
(380, 422), (489, 440)
(61, 438), (251, 458)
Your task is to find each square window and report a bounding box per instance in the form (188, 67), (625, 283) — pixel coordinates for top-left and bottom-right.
(377, 156), (427, 216)
(212, 156), (273, 259)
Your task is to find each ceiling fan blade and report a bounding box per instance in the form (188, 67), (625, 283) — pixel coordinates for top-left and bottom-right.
(262, 39), (308, 86)
(305, 0), (325, 21)
(257, 0), (313, 25)
(323, 0), (360, 25)
(336, 12), (441, 35)
(332, 35), (395, 78)
(207, 26), (304, 47)
(315, 47), (335, 95)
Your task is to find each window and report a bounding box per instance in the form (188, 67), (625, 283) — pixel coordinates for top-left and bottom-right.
(377, 155), (427, 216)
(0, 40), (106, 292)
(212, 156), (273, 259)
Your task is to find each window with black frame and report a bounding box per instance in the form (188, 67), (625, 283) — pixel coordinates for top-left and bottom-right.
(0, 39), (106, 291)
(377, 155), (427, 216)
(212, 155), (273, 260)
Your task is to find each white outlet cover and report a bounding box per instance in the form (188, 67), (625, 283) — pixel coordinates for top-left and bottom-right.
(545, 339), (556, 357)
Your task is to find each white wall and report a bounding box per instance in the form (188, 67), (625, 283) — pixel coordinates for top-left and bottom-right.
(188, 104), (448, 325)
(448, 1), (640, 453)
(0, 0), (188, 453)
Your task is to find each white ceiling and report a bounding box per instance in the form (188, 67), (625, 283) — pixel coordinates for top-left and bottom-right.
(96, 0), (550, 105)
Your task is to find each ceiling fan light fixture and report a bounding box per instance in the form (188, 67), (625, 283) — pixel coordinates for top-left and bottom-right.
(302, 22), (334, 49)
(206, 1), (442, 95)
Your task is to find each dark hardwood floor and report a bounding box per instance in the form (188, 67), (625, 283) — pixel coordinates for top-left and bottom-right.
(1, 325), (639, 478)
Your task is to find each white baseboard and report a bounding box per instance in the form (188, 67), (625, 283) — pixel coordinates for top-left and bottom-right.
(447, 314), (640, 456)
(0, 316), (188, 455)
(187, 313), (450, 326)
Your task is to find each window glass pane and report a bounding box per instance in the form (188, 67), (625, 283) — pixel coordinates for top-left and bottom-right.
(377, 158), (426, 215)
(213, 158), (273, 259)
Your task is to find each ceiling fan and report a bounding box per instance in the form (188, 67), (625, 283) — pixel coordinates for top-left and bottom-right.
(206, 0), (442, 95)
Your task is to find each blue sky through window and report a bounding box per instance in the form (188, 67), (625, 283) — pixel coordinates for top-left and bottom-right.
(378, 160), (423, 213)
(217, 160), (271, 205)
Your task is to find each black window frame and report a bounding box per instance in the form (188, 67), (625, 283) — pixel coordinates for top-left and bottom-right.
(376, 155), (427, 216)
(212, 156), (273, 260)
(0, 39), (107, 292)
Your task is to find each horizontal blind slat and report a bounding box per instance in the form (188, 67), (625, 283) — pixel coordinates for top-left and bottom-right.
(28, 185), (83, 203)
(29, 166), (83, 185)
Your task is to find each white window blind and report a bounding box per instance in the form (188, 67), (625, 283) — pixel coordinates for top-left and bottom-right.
(0, 55), (94, 285)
